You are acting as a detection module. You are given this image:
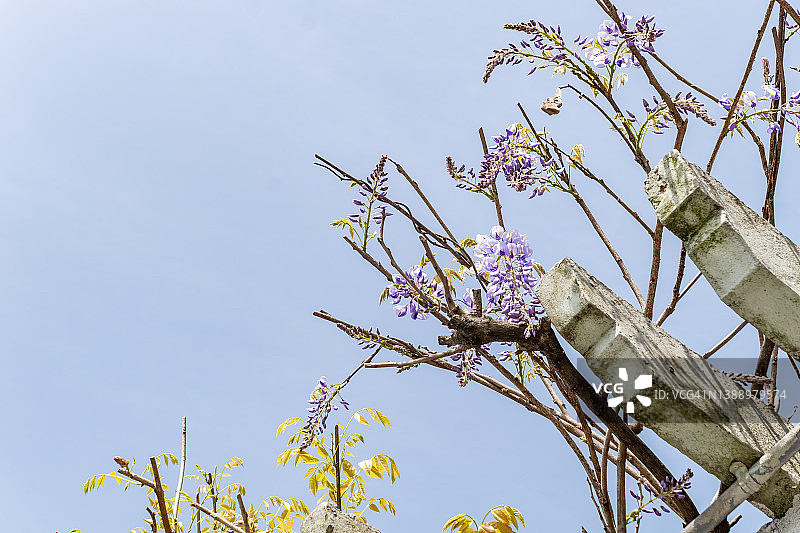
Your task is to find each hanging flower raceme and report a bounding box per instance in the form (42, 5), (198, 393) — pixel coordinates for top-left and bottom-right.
(299, 376), (349, 450)
(451, 347), (485, 387)
(475, 124), (567, 198)
(474, 226), (544, 338)
(628, 469), (693, 524)
(716, 84), (794, 135)
(386, 265), (444, 320)
(331, 155), (393, 251)
(483, 13), (662, 88)
(582, 13), (664, 70)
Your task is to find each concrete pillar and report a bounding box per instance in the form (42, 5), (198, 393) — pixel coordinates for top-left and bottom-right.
(535, 257), (800, 517)
(300, 502), (381, 533)
(645, 150), (800, 356)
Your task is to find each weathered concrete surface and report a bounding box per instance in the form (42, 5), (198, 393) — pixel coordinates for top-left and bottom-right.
(300, 501), (381, 533)
(758, 495), (800, 532)
(645, 150), (800, 356)
(535, 257), (800, 517)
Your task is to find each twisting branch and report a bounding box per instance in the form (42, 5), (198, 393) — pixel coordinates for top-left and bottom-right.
(519, 102), (645, 308)
(616, 417), (628, 533)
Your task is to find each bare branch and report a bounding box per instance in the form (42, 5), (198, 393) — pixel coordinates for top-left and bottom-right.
(479, 127), (506, 228)
(703, 320), (749, 359)
(191, 501), (246, 533)
(707, 0), (776, 173)
(172, 417), (187, 530)
(150, 457), (174, 533)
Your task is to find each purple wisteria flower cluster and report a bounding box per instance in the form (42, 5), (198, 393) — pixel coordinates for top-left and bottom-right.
(626, 93), (715, 141)
(299, 376), (349, 450)
(474, 226), (544, 338)
(475, 124), (567, 199)
(582, 14), (663, 69)
(386, 265), (445, 320)
(451, 347), (484, 387)
(445, 156), (494, 200)
(332, 155), (392, 251)
(483, 13), (662, 87)
(717, 84), (789, 134)
(628, 469), (693, 524)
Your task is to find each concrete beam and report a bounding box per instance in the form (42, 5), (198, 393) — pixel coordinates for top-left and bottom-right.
(535, 257), (800, 517)
(645, 150), (800, 355)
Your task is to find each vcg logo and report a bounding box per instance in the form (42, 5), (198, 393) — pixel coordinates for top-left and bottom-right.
(591, 367), (653, 414)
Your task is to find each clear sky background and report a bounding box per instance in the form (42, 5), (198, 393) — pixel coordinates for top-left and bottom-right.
(1, 1), (798, 532)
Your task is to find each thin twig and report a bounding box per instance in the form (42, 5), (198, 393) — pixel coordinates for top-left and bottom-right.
(343, 236), (394, 282)
(743, 121), (771, 176)
(572, 190), (646, 309)
(335, 425), (342, 511)
(596, 0), (685, 133)
(703, 320), (748, 358)
(655, 245), (686, 326)
(552, 88), (637, 158)
(479, 127), (505, 228)
(616, 414), (628, 533)
(390, 158), (458, 244)
(644, 221), (664, 320)
(776, 0), (800, 27)
(764, 12), (787, 225)
(117, 468), (156, 489)
(172, 416), (187, 529)
(147, 508), (158, 533)
(236, 493), (251, 533)
(649, 52), (716, 101)
(365, 346), (469, 368)
(191, 502), (246, 533)
(543, 137), (653, 236)
(150, 457), (174, 533)
(600, 426), (614, 530)
(707, 0), (776, 173)
(769, 345), (780, 409)
(377, 231), (449, 325)
(419, 236), (456, 312)
(196, 494), (201, 533)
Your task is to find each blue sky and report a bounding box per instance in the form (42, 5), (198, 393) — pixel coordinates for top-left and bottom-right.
(1, 1), (798, 532)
